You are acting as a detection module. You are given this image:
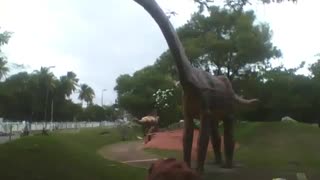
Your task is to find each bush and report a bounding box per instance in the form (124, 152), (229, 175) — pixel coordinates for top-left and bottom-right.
(115, 120), (141, 141)
(153, 88), (182, 128)
(166, 121), (184, 130)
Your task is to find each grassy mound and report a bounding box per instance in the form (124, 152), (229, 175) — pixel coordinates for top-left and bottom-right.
(147, 122), (320, 179)
(235, 122), (320, 171)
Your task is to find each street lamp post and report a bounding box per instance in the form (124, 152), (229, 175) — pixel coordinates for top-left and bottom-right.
(50, 98), (54, 131)
(47, 66), (55, 131)
(101, 89), (107, 106)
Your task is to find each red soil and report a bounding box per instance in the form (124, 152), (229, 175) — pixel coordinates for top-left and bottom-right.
(143, 129), (239, 160)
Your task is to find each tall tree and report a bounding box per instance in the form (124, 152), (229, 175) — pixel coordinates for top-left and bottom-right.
(33, 67), (56, 122)
(193, 0), (297, 12)
(0, 28), (11, 47)
(0, 72), (33, 120)
(0, 59), (9, 80)
(0, 29), (12, 80)
(78, 84), (95, 107)
(308, 57), (320, 126)
(59, 71), (79, 98)
(0, 65), (101, 122)
(309, 55), (320, 79)
(176, 6), (281, 80)
(114, 66), (178, 119)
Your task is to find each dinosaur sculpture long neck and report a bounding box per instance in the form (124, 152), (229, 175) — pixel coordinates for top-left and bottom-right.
(134, 0), (192, 86)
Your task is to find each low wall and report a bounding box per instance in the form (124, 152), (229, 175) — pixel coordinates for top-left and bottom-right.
(0, 121), (116, 134)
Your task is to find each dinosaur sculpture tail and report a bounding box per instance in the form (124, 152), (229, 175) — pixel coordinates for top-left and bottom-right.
(234, 94), (259, 105)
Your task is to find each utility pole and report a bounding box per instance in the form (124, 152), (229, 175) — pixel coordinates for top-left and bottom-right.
(101, 89), (107, 106)
(50, 99), (54, 131)
(44, 66), (55, 130)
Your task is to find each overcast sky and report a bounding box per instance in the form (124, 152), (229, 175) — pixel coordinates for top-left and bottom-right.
(1, 0), (320, 105)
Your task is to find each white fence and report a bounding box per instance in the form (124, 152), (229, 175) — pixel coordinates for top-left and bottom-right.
(0, 120), (116, 134)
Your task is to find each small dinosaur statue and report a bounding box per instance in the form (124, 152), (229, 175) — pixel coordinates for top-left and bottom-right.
(133, 0), (259, 172)
(134, 114), (159, 143)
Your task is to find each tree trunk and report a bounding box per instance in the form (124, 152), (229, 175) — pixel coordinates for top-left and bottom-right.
(50, 99), (54, 131)
(227, 52), (232, 80)
(217, 65), (222, 75)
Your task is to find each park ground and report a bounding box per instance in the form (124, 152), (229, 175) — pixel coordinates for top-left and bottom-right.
(0, 122), (319, 180)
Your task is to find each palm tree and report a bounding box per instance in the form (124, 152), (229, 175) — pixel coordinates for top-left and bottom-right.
(59, 71), (79, 98)
(33, 66), (56, 122)
(0, 58), (9, 80)
(78, 84), (95, 107)
(0, 29), (12, 80)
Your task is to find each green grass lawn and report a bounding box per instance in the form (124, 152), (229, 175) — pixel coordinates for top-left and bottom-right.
(146, 122), (320, 180)
(1, 122), (319, 180)
(235, 122), (320, 171)
(0, 127), (147, 180)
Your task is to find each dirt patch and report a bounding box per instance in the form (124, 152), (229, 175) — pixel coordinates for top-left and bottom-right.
(144, 129), (240, 160)
(98, 129), (240, 170)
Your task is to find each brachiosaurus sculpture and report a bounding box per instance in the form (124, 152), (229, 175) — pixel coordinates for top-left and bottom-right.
(133, 0), (259, 172)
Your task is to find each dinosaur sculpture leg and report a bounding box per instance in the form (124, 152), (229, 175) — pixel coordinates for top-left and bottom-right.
(210, 120), (222, 164)
(145, 126), (154, 144)
(143, 125), (147, 136)
(223, 115), (235, 168)
(196, 112), (211, 172)
(183, 111), (194, 167)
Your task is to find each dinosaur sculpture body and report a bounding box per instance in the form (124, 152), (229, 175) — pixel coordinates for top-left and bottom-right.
(134, 0), (258, 172)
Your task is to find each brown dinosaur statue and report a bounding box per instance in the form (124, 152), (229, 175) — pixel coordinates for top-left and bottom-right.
(133, 0), (259, 172)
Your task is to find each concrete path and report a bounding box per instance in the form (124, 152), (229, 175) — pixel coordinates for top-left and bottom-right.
(98, 140), (163, 168)
(0, 135), (20, 144)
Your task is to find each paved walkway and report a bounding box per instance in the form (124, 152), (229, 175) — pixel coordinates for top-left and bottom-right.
(98, 140), (162, 168)
(0, 135), (20, 144)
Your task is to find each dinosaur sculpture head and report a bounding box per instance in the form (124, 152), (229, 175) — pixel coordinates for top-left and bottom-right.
(146, 158), (201, 180)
